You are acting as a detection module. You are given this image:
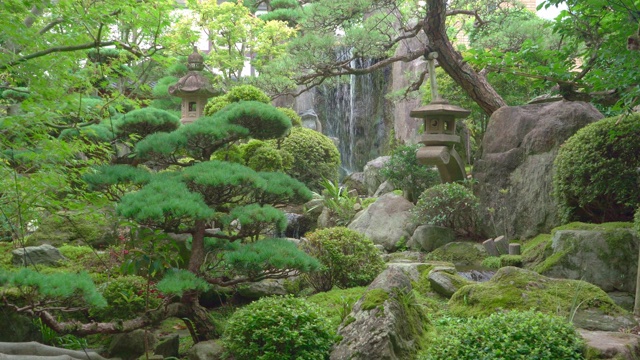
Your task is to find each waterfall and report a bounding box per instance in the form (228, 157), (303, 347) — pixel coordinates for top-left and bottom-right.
(315, 49), (392, 175)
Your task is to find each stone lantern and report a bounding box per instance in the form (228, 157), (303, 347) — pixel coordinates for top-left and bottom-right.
(169, 47), (219, 125)
(410, 52), (470, 183)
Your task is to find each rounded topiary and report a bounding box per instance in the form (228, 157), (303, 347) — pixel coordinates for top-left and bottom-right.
(226, 84), (271, 103)
(412, 182), (479, 237)
(302, 227), (385, 292)
(223, 295), (335, 360)
(277, 107), (302, 126)
(381, 144), (441, 203)
(553, 113), (640, 223)
(239, 140), (292, 172)
(203, 95), (231, 116)
(114, 107), (181, 139)
(420, 310), (584, 360)
(272, 127), (340, 191)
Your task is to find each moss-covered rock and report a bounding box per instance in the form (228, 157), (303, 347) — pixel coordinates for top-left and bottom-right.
(27, 210), (117, 248)
(427, 270), (474, 298)
(424, 241), (487, 266)
(448, 267), (634, 331)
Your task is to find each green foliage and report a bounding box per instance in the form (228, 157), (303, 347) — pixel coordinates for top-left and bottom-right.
(239, 140), (293, 172)
(2, 87), (30, 102)
(203, 95), (231, 116)
(314, 178), (358, 226)
(150, 76), (181, 111)
(0, 268), (106, 308)
(553, 113), (640, 223)
(91, 275), (161, 321)
(219, 101), (292, 140)
(420, 310), (584, 360)
(381, 144), (440, 203)
(156, 269), (210, 297)
(226, 84), (271, 103)
(114, 107), (181, 139)
(302, 227), (385, 292)
(306, 286), (367, 328)
(412, 182), (479, 236)
(223, 295), (335, 360)
(635, 208), (640, 235)
(276, 107), (302, 126)
(481, 256), (501, 269)
(272, 126), (340, 191)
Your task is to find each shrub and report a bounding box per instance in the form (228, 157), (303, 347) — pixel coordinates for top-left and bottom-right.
(381, 144), (440, 203)
(272, 127), (340, 191)
(90, 275), (161, 321)
(553, 113), (640, 223)
(203, 95), (231, 116)
(226, 84), (271, 103)
(277, 107), (302, 126)
(412, 182), (479, 237)
(223, 295), (335, 360)
(239, 139), (292, 172)
(302, 227), (385, 292)
(420, 310), (584, 360)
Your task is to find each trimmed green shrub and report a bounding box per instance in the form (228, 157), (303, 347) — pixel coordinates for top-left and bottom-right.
(223, 295), (335, 360)
(226, 84), (270, 103)
(412, 182), (479, 237)
(203, 95), (231, 116)
(302, 227), (385, 292)
(114, 107), (181, 139)
(90, 275), (161, 321)
(277, 107), (302, 126)
(272, 127), (340, 191)
(381, 144), (440, 203)
(553, 113), (640, 223)
(420, 310), (584, 360)
(239, 139), (292, 172)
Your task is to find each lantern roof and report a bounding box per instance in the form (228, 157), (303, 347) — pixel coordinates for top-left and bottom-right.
(168, 47), (218, 98)
(410, 98), (470, 119)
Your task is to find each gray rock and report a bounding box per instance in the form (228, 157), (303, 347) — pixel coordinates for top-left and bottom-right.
(373, 180), (395, 197)
(12, 244), (66, 267)
(425, 241), (488, 266)
(108, 329), (157, 360)
(541, 228), (639, 293)
(572, 309), (637, 332)
(474, 101), (602, 239)
(188, 340), (225, 360)
(330, 267), (421, 360)
(348, 193), (415, 251)
(237, 279), (287, 299)
(154, 333), (179, 358)
(579, 329), (640, 360)
(363, 156), (390, 196)
(428, 270), (474, 298)
(343, 172), (366, 196)
(407, 225), (455, 253)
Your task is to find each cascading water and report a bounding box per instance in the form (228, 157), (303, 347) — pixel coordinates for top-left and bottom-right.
(315, 49), (393, 175)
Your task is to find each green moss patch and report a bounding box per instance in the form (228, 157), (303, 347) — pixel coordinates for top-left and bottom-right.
(361, 289), (389, 311)
(551, 222), (633, 234)
(425, 242), (487, 265)
(448, 266), (624, 318)
(307, 287), (367, 328)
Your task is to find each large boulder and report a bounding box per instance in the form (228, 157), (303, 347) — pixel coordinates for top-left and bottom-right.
(407, 225), (455, 253)
(330, 266), (424, 360)
(12, 244), (66, 267)
(427, 268), (474, 298)
(536, 223), (639, 293)
(473, 100), (602, 239)
(449, 267), (636, 331)
(580, 329), (640, 360)
(108, 329), (157, 360)
(363, 156), (390, 196)
(187, 340), (225, 360)
(424, 241), (488, 266)
(348, 193), (415, 251)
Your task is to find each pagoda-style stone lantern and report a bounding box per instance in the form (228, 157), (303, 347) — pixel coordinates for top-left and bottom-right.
(410, 52), (470, 183)
(169, 47), (219, 124)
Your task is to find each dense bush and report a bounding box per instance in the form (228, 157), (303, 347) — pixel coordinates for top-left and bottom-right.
(272, 127), (340, 191)
(223, 295), (335, 360)
(302, 227), (385, 292)
(239, 140), (292, 172)
(381, 144), (440, 203)
(276, 107), (302, 126)
(553, 113), (640, 223)
(203, 95), (231, 116)
(412, 182), (479, 237)
(420, 310), (584, 360)
(226, 84), (271, 103)
(91, 275), (161, 321)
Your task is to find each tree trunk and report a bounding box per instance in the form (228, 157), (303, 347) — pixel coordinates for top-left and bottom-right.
(424, 0), (507, 116)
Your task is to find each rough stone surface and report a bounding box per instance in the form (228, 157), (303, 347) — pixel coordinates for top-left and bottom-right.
(473, 101), (602, 239)
(541, 228), (639, 293)
(579, 329), (640, 360)
(428, 270), (474, 298)
(187, 340), (225, 360)
(343, 172), (366, 196)
(572, 309), (637, 332)
(363, 156), (390, 196)
(236, 279), (287, 299)
(154, 333), (179, 359)
(348, 193), (415, 251)
(108, 329), (157, 360)
(330, 267), (419, 360)
(425, 241), (488, 266)
(407, 225), (455, 253)
(11, 244), (66, 267)
(299, 109), (322, 132)
(373, 180), (395, 197)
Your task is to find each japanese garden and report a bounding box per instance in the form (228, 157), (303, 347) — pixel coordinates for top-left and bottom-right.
(1, 0), (640, 359)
